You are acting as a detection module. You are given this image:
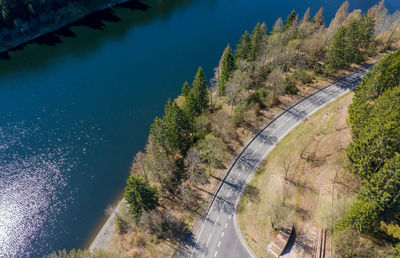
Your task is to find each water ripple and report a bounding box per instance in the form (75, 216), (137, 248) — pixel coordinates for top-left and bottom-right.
(0, 123), (71, 257)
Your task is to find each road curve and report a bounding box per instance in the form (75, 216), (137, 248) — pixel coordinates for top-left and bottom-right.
(182, 63), (374, 258)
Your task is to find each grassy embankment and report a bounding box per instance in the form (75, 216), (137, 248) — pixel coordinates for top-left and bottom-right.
(238, 93), (360, 257)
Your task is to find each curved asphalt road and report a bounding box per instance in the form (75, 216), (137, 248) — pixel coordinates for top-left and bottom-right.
(183, 64), (373, 258)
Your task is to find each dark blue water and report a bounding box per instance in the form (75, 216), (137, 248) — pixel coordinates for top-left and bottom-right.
(0, 0), (398, 256)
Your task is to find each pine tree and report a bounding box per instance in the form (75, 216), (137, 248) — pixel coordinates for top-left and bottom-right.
(235, 30), (251, 61)
(284, 10), (297, 30)
(326, 26), (347, 72)
(360, 155), (400, 222)
(249, 22), (267, 62)
(218, 44), (235, 96)
(181, 81), (190, 97)
(185, 88), (201, 118)
(344, 19), (363, 64)
(124, 175), (158, 221)
(358, 15), (375, 52)
(192, 66), (209, 112)
(163, 99), (192, 153)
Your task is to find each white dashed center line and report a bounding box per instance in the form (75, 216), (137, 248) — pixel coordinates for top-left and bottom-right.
(206, 233), (213, 247)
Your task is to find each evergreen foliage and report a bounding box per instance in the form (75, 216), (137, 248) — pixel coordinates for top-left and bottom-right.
(248, 22), (267, 62)
(218, 45), (235, 96)
(326, 26), (347, 71)
(125, 175), (159, 221)
(163, 99), (192, 154)
(326, 15), (375, 72)
(284, 10), (297, 30)
(150, 99), (192, 154)
(235, 30), (251, 61)
(338, 155), (400, 232)
(181, 81), (190, 97)
(192, 66), (209, 113)
(338, 50), (400, 234)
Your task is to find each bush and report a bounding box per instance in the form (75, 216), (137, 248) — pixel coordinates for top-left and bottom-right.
(293, 70), (313, 84)
(284, 77), (298, 94)
(115, 215), (128, 235)
(250, 88), (269, 107)
(233, 104), (246, 126)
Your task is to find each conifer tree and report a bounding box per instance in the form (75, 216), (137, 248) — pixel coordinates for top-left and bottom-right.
(358, 15), (375, 52)
(284, 10), (297, 30)
(192, 66), (209, 112)
(326, 26), (347, 72)
(125, 175), (158, 221)
(249, 22), (267, 62)
(344, 19), (363, 64)
(218, 44), (235, 96)
(185, 89), (201, 118)
(235, 30), (251, 61)
(163, 99), (191, 153)
(181, 81), (190, 97)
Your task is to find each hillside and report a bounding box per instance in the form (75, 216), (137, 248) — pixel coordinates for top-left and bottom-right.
(47, 1), (400, 257)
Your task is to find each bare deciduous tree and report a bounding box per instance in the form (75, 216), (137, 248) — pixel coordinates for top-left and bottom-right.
(184, 147), (208, 185)
(130, 151), (147, 180)
(283, 159), (293, 181)
(267, 69), (285, 105)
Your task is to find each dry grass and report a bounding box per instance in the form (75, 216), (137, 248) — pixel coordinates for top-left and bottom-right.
(238, 93), (361, 258)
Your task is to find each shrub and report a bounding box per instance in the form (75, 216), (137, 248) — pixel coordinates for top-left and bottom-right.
(233, 104), (246, 126)
(284, 77), (299, 94)
(293, 69), (313, 84)
(250, 88), (269, 106)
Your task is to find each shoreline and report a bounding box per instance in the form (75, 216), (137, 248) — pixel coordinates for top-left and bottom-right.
(0, 0), (132, 54)
(85, 192), (125, 251)
(88, 199), (125, 251)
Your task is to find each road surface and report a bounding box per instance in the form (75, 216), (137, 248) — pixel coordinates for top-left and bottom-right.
(182, 63), (374, 258)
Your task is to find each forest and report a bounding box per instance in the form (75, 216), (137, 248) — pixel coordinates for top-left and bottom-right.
(49, 1), (400, 257)
(0, 0), (126, 49)
(332, 49), (400, 256)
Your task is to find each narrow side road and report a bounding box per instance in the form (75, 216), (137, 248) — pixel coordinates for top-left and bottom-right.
(181, 63), (374, 258)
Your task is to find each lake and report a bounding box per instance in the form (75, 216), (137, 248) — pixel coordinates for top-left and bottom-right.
(0, 0), (398, 256)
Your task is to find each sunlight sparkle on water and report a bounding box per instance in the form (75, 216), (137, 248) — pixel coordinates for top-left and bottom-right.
(0, 123), (71, 256)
